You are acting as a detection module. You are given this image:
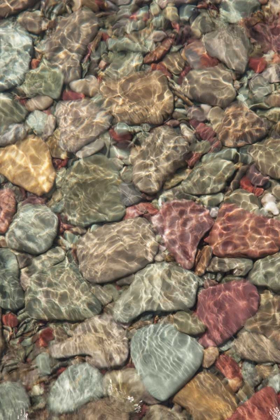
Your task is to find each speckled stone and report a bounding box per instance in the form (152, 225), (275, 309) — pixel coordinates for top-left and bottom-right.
(0, 189), (16, 234)
(207, 257), (253, 276)
(48, 363), (103, 414)
(77, 218), (158, 283)
(25, 260), (102, 321)
(113, 262), (199, 323)
(248, 253), (280, 292)
(249, 138), (280, 179)
(0, 382), (30, 420)
(131, 323), (203, 401)
(50, 314), (128, 368)
(0, 249), (24, 311)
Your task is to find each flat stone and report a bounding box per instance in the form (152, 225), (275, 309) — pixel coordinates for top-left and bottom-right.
(113, 262), (199, 323)
(207, 257), (253, 276)
(249, 138), (280, 179)
(182, 65), (236, 108)
(25, 260), (102, 321)
(131, 126), (190, 195)
(0, 382), (30, 420)
(205, 203), (280, 259)
(196, 280), (259, 347)
(233, 331), (280, 363)
(7, 204), (58, 255)
(0, 189), (16, 234)
(77, 218), (158, 283)
(131, 323), (203, 401)
(173, 371), (237, 420)
(0, 135), (56, 196)
(248, 253), (280, 292)
(0, 93), (28, 134)
(48, 363), (103, 414)
(101, 71), (174, 125)
(50, 314), (128, 368)
(0, 22), (32, 91)
(224, 189), (261, 213)
(217, 103), (268, 147)
(0, 249), (24, 311)
(220, 0), (260, 23)
(61, 155), (125, 227)
(152, 200), (213, 269)
(55, 99), (112, 153)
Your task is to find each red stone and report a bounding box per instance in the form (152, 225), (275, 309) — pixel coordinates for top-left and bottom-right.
(2, 313), (19, 328)
(186, 152), (203, 168)
(151, 63), (172, 78)
(21, 196), (46, 206)
(53, 158), (69, 170)
(62, 90), (85, 101)
(144, 38), (173, 64)
(246, 164), (269, 187)
(249, 57), (267, 73)
(36, 327), (54, 347)
(109, 128), (133, 143)
(215, 354), (243, 391)
(178, 66), (191, 85)
(195, 123), (216, 142)
(31, 58), (41, 69)
(0, 189), (16, 234)
(124, 202), (159, 220)
(240, 176), (264, 196)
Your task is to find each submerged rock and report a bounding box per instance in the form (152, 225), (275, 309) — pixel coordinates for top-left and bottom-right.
(0, 189), (16, 234)
(249, 253), (280, 292)
(0, 382), (30, 420)
(220, 0), (260, 23)
(207, 257), (253, 276)
(0, 93), (28, 133)
(233, 331), (280, 363)
(249, 138), (280, 179)
(0, 249), (24, 311)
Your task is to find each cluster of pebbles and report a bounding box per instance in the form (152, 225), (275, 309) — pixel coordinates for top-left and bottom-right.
(1, 0), (280, 419)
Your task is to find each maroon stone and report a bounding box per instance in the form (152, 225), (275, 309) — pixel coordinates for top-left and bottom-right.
(124, 203), (159, 220)
(0, 189), (16, 234)
(215, 354), (243, 391)
(246, 164), (270, 187)
(196, 280), (259, 347)
(151, 200), (214, 270)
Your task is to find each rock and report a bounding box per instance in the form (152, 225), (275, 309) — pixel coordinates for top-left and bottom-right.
(46, 129), (69, 159)
(0, 93), (27, 133)
(18, 11), (49, 34)
(60, 155), (125, 227)
(249, 138), (280, 179)
(215, 354), (243, 392)
(6, 204), (58, 255)
(0, 21), (32, 91)
(261, 193), (279, 216)
(0, 189), (16, 234)
(0, 249), (24, 311)
(0, 135), (56, 196)
(228, 387), (278, 420)
(179, 160), (236, 195)
(248, 253), (280, 292)
(104, 52), (143, 80)
(233, 331), (280, 363)
(196, 281), (259, 347)
(25, 261), (102, 321)
(66, 399), (130, 420)
(77, 218), (158, 283)
(25, 96), (54, 112)
(202, 346), (219, 368)
(26, 111), (56, 140)
(0, 382), (30, 420)
(50, 314), (128, 368)
(55, 99), (111, 153)
(195, 245), (213, 276)
(0, 123), (27, 147)
(173, 371), (237, 420)
(69, 75), (99, 97)
(113, 262), (199, 323)
(172, 311), (206, 336)
(131, 323), (203, 401)
(217, 103), (268, 147)
(101, 71), (174, 125)
(205, 203), (280, 259)
(20, 60), (63, 100)
(152, 200), (213, 270)
(41, 9), (99, 83)
(48, 363), (103, 414)
(0, 0), (36, 17)
(224, 189), (261, 213)
(131, 126), (190, 195)
(36, 353), (51, 376)
(203, 25), (250, 74)
(144, 405), (189, 420)
(220, 0), (260, 23)
(181, 65), (236, 108)
(207, 257), (253, 276)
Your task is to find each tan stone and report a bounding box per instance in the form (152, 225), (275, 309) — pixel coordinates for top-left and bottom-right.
(0, 135), (56, 196)
(202, 347), (219, 368)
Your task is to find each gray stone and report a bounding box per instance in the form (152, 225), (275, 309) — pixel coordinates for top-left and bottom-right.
(0, 93), (28, 134)
(248, 253), (280, 292)
(220, 0), (260, 23)
(0, 382), (30, 420)
(208, 257), (253, 276)
(26, 110), (56, 140)
(224, 189), (261, 213)
(0, 249), (24, 311)
(36, 352), (51, 376)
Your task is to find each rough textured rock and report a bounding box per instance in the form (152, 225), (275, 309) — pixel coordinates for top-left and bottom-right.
(25, 261), (102, 321)
(196, 281), (259, 347)
(77, 218), (158, 283)
(131, 126), (190, 195)
(50, 314), (128, 368)
(55, 99), (112, 153)
(182, 65), (236, 108)
(6, 204), (58, 255)
(205, 203), (280, 259)
(0, 249), (24, 311)
(249, 138), (280, 179)
(249, 253), (280, 292)
(131, 323), (203, 401)
(0, 189), (16, 234)
(48, 363), (103, 414)
(233, 331), (280, 363)
(113, 262), (199, 323)
(101, 71), (174, 125)
(60, 155), (125, 227)
(207, 257), (253, 276)
(0, 382), (30, 420)
(0, 135), (56, 196)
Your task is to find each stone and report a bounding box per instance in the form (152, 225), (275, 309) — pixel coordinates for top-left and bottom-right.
(25, 260), (102, 321)
(101, 71), (174, 125)
(55, 99), (111, 153)
(215, 354), (243, 392)
(0, 135), (56, 196)
(144, 405), (189, 420)
(220, 0), (260, 23)
(0, 249), (24, 311)
(249, 138), (280, 179)
(50, 314), (128, 368)
(26, 111), (56, 140)
(205, 203), (280, 259)
(48, 363), (103, 414)
(18, 10), (49, 34)
(25, 96), (54, 112)
(0, 93), (27, 134)
(195, 245), (213, 276)
(224, 189), (261, 213)
(202, 346), (219, 368)
(46, 129), (69, 159)
(173, 371), (237, 420)
(69, 75), (99, 97)
(104, 52), (143, 80)
(179, 160), (236, 195)
(207, 257), (253, 276)
(64, 399), (130, 420)
(196, 281), (259, 347)
(77, 218), (158, 283)
(131, 126), (190, 195)
(20, 60), (63, 100)
(248, 253), (280, 292)
(36, 353), (51, 376)
(233, 331), (280, 363)
(113, 262), (199, 323)
(0, 123), (27, 147)
(181, 65), (236, 108)
(0, 382), (30, 420)
(0, 189), (16, 234)
(60, 155), (125, 227)
(204, 25), (250, 74)
(217, 103), (268, 147)
(172, 311), (206, 336)
(131, 323), (203, 401)
(6, 204), (58, 255)
(41, 9), (99, 83)
(152, 200), (213, 270)
(0, 21), (32, 91)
